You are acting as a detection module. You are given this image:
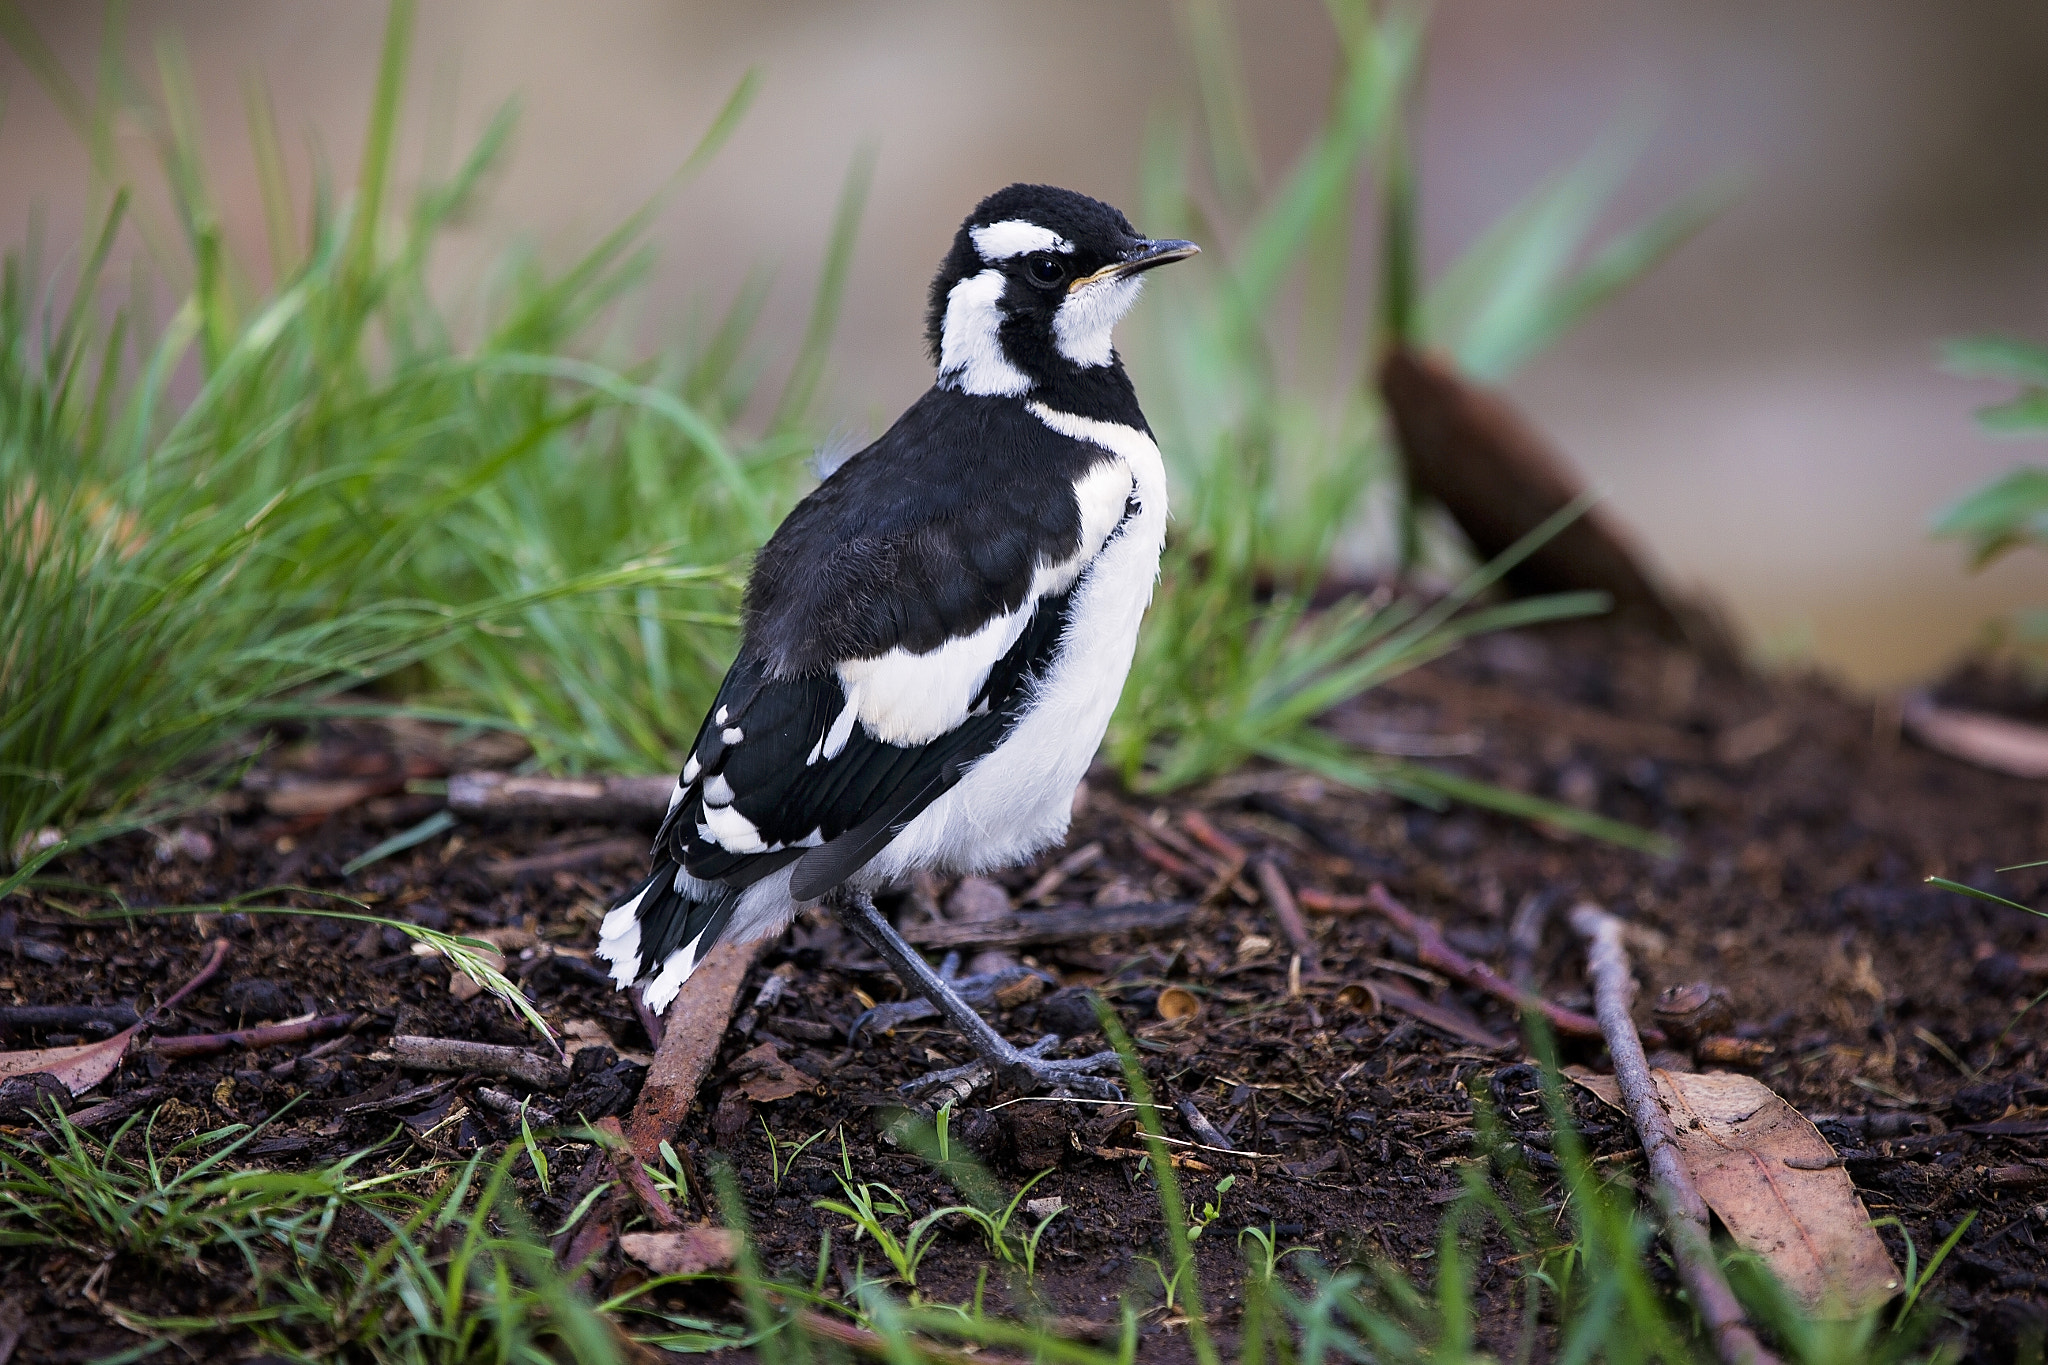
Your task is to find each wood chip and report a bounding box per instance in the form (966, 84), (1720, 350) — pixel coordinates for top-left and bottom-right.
(627, 936), (771, 1166)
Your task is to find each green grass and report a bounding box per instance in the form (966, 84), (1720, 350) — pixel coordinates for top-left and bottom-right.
(1932, 332), (2048, 659)
(1107, 0), (1700, 852)
(0, 1038), (1961, 1363)
(2, 0), (1708, 871)
(0, 0), (846, 878)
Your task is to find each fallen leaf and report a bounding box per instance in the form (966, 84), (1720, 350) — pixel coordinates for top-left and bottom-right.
(1902, 691), (2048, 779)
(726, 1040), (817, 1103)
(1570, 1067), (1901, 1314)
(0, 1026), (138, 1096)
(561, 1017), (654, 1067)
(620, 1225), (739, 1277)
(263, 776), (394, 816)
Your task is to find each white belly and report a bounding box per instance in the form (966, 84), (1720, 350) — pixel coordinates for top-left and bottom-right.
(861, 410), (1167, 882)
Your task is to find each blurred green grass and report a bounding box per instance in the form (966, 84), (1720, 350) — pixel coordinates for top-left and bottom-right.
(1, 0), (1703, 872)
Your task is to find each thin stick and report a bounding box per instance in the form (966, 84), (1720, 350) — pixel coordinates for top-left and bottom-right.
(1253, 859), (1318, 963)
(595, 1114), (682, 1231)
(141, 937), (231, 1028)
(1366, 885), (1650, 1043)
(152, 1012), (354, 1058)
(1571, 904), (1780, 1365)
(385, 1034), (571, 1090)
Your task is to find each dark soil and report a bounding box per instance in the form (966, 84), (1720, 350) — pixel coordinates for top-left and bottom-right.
(6, 621), (2048, 1364)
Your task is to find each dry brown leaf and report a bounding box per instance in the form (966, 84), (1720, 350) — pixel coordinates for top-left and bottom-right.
(619, 1225), (739, 1277)
(1570, 1067), (1901, 1313)
(1902, 692), (2048, 780)
(263, 776), (392, 816)
(726, 1040), (817, 1103)
(0, 1025), (139, 1097)
(561, 1017), (652, 1067)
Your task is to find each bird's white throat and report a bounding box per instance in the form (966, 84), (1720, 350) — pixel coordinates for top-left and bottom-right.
(938, 267), (1148, 395)
(1052, 275), (1143, 368)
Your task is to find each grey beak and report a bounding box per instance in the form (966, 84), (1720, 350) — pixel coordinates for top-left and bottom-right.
(1069, 238), (1201, 291)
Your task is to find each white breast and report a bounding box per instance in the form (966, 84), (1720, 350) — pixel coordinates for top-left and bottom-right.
(863, 406), (1167, 881)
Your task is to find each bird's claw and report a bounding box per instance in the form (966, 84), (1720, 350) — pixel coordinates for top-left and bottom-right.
(899, 1033), (1124, 1102)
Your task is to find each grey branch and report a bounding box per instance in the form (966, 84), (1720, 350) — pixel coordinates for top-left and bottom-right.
(1571, 904), (1780, 1365)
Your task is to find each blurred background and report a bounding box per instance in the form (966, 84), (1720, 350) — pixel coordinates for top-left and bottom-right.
(2, 0), (2043, 690)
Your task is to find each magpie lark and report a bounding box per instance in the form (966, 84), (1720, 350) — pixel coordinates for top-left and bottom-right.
(597, 184), (1196, 1097)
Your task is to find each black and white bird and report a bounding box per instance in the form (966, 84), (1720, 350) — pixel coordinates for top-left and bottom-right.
(596, 184), (1195, 1095)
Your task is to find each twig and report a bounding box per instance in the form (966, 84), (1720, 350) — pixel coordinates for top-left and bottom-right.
(1365, 885), (1647, 1043)
(596, 1115), (682, 1231)
(901, 901), (1192, 949)
(152, 1012), (354, 1059)
(1022, 842), (1103, 904)
(141, 938), (231, 1028)
(447, 772), (673, 825)
(0, 1004), (139, 1035)
(1176, 1096), (1233, 1150)
(53, 1086), (163, 1131)
(1374, 983), (1509, 1051)
(481, 837), (646, 883)
(1571, 904), (1780, 1365)
(1506, 890), (1555, 992)
(1253, 859), (1318, 964)
(385, 1034), (571, 1091)
(1179, 809), (1256, 905)
(792, 1309), (1028, 1365)
(475, 1086), (558, 1125)
(1296, 888), (1369, 913)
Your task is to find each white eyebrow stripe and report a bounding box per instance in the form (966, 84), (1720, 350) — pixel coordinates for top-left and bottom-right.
(971, 220), (1072, 260)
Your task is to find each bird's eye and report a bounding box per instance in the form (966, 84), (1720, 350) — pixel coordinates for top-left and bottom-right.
(1024, 254), (1066, 288)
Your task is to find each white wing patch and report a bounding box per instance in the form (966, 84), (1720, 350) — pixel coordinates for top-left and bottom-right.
(836, 609), (1035, 747)
(971, 219), (1072, 260)
(831, 453), (1133, 749)
(937, 270), (1032, 397)
(703, 801), (767, 854)
(1052, 275), (1144, 368)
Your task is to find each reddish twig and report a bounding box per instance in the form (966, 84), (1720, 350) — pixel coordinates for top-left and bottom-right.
(1572, 905), (1779, 1365)
(152, 1013), (355, 1059)
(1364, 885), (1650, 1044)
(1021, 841), (1103, 904)
(1253, 859), (1318, 964)
(140, 938), (230, 1029)
(595, 1115), (682, 1231)
(793, 1309), (1028, 1365)
(1130, 829), (1204, 885)
(1178, 810), (1254, 906)
(1296, 888), (1369, 913)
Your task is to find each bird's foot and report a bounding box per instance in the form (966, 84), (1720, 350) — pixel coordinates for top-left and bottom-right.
(849, 962), (1052, 1045)
(902, 1033), (1123, 1102)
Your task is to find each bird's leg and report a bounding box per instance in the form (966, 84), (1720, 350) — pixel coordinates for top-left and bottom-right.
(830, 887), (1123, 1099)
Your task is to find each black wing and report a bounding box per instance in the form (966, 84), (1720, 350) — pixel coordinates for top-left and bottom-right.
(654, 582), (1077, 900)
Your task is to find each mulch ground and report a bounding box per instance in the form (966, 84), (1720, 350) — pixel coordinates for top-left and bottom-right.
(6, 620), (2048, 1364)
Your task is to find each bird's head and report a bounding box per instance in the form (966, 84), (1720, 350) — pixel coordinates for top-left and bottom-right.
(925, 183), (1197, 398)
